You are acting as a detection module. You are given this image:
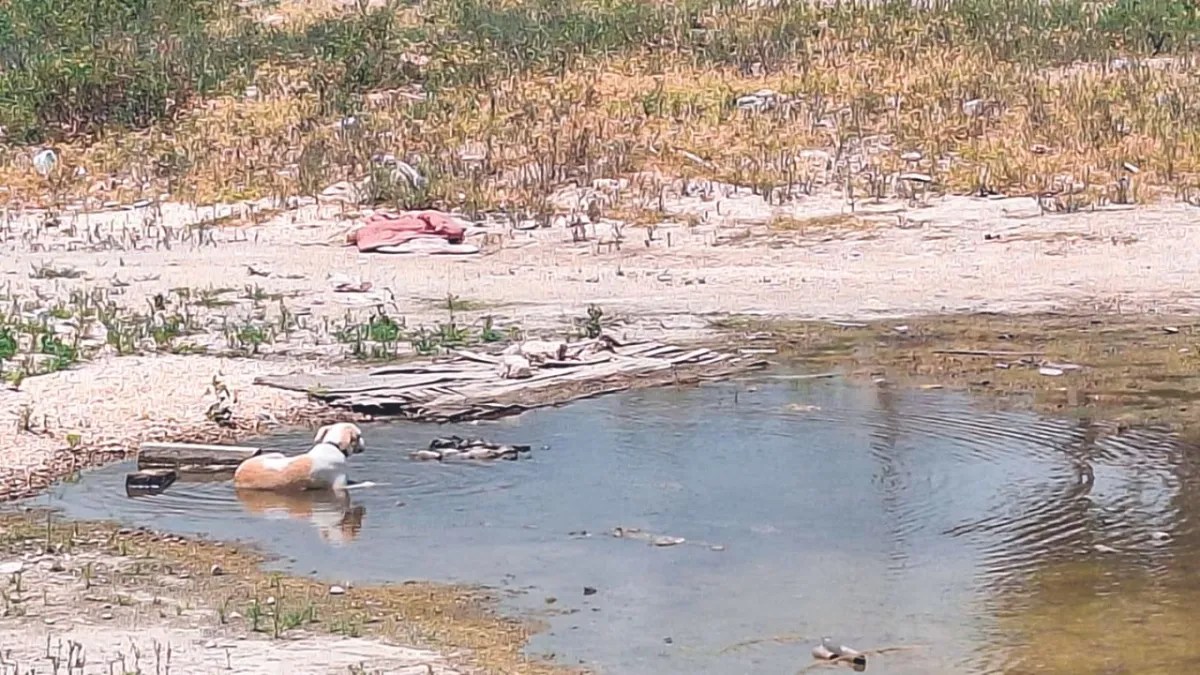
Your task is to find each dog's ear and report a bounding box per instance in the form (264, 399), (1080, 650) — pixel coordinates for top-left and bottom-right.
(313, 424), (332, 443)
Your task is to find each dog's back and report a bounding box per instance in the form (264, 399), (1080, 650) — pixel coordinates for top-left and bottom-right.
(233, 452), (318, 490)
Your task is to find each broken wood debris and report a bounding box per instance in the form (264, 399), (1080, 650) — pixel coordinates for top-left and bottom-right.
(255, 338), (769, 421)
(137, 442), (261, 472)
(411, 436), (533, 462)
(125, 469), (177, 497)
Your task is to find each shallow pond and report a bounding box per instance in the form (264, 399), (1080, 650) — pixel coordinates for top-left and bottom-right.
(37, 374), (1200, 674)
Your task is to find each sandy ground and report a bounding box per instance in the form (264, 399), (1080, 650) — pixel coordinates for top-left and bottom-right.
(0, 523), (465, 675)
(4, 185), (1199, 492)
(3, 184), (1200, 671)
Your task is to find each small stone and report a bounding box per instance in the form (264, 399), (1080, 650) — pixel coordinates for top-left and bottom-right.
(545, 597), (557, 605)
(48, 561), (64, 572)
(210, 564), (223, 576)
(1093, 544), (1119, 554)
(204, 640), (218, 649)
(328, 586), (346, 596)
(266, 596), (276, 605)
(43, 618), (56, 625)
(100, 612), (113, 620)
(652, 536), (686, 547)
(583, 587), (598, 596)
(709, 545), (726, 552)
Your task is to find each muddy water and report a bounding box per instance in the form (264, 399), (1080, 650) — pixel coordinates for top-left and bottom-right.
(36, 375), (1200, 674)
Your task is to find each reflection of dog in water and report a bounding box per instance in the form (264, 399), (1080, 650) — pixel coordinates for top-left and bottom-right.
(234, 488), (366, 545)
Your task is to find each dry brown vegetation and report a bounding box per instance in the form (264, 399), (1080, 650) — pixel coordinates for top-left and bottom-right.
(5, 0), (1200, 216)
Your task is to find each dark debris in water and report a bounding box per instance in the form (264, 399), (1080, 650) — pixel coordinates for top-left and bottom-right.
(412, 435), (535, 462)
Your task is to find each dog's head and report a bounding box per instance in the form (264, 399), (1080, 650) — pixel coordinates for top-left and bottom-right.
(313, 422), (365, 456)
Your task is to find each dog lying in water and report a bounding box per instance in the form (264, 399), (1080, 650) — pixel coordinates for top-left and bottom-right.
(233, 422), (365, 492)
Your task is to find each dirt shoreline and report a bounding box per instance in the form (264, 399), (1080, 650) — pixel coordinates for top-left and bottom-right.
(5, 188), (1200, 672)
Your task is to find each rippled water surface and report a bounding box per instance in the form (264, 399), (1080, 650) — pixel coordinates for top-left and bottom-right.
(38, 375), (1200, 674)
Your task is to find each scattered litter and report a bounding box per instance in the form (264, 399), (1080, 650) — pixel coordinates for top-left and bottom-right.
(813, 638), (867, 668)
(411, 436), (533, 462)
(1163, 326), (1180, 334)
(347, 210), (470, 254)
(125, 469), (177, 496)
(1038, 366), (1064, 377)
(735, 89), (789, 112)
(1150, 531), (1172, 543)
(32, 148), (57, 177)
(611, 527), (707, 549)
(329, 273), (373, 293)
(787, 404), (821, 412)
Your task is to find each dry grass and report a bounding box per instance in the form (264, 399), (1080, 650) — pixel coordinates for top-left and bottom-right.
(6, 0), (1200, 217)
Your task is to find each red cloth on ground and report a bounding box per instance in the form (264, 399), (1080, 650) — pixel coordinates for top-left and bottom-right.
(346, 211), (466, 252)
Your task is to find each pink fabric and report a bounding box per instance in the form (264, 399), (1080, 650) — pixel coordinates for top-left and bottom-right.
(347, 211), (466, 252)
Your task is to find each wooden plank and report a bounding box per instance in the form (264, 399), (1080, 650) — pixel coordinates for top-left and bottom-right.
(137, 442), (260, 470)
(541, 354), (614, 367)
(669, 348), (714, 364)
(614, 342), (663, 356)
(368, 362), (493, 376)
(932, 349), (1044, 357)
(452, 349), (502, 365)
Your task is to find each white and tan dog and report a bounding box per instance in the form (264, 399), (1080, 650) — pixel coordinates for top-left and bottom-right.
(233, 422), (365, 492)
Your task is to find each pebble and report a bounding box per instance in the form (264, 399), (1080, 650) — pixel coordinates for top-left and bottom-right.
(583, 586), (598, 596)
(329, 585), (346, 596)
(709, 545), (726, 552)
(205, 640), (218, 649)
(100, 612), (113, 620)
(1093, 544), (1119, 554)
(43, 618), (56, 625)
(210, 564), (224, 576)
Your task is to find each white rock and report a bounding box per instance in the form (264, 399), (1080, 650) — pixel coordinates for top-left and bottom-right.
(0, 562), (24, 575)
(496, 353), (533, 379)
(329, 585), (346, 596)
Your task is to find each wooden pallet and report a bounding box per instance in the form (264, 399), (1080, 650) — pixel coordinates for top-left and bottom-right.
(255, 340), (768, 421)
